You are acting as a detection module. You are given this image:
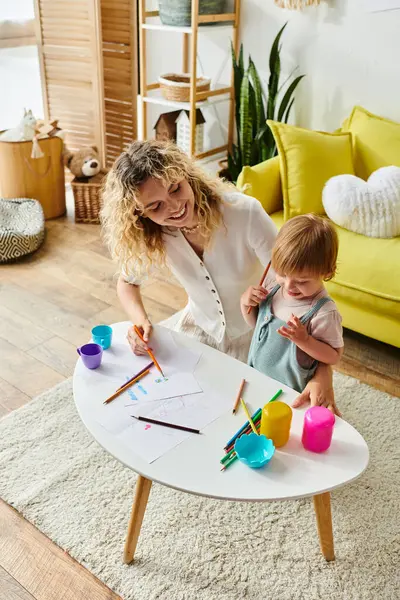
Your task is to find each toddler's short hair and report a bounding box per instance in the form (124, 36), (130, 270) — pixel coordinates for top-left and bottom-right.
(271, 214), (338, 281)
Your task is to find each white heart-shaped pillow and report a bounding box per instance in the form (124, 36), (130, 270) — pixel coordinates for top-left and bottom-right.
(322, 166), (400, 238)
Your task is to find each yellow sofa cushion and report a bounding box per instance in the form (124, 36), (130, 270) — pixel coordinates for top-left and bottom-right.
(341, 106), (400, 180)
(270, 210), (400, 347)
(236, 156), (283, 215)
(267, 121), (354, 221)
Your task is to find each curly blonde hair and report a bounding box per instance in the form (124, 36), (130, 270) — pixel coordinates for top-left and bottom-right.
(101, 140), (229, 279)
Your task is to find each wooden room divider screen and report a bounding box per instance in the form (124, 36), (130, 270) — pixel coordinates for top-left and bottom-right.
(34, 0), (138, 168)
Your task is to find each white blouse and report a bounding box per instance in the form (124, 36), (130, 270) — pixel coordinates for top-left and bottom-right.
(125, 192), (278, 343)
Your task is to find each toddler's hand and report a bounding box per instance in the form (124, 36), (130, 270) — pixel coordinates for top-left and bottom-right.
(241, 285), (268, 309)
(278, 314), (309, 344)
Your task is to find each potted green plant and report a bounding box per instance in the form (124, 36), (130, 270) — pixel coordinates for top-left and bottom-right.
(226, 23), (305, 183)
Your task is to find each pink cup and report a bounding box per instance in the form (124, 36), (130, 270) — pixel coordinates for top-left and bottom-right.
(302, 406), (335, 453)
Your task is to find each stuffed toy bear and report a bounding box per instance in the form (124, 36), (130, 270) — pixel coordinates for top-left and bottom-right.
(63, 146), (102, 179)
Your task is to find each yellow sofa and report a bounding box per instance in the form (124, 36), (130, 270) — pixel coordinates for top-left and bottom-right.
(237, 108), (400, 348)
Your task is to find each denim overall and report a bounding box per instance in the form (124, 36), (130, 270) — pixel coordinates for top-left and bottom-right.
(248, 285), (332, 393)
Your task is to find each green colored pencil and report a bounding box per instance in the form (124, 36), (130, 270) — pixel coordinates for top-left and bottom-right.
(269, 389), (283, 402)
(221, 453), (238, 471)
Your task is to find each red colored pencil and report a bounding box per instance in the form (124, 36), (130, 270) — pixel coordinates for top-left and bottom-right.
(247, 261), (271, 314)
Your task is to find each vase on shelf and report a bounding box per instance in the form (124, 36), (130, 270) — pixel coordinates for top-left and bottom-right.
(158, 0), (227, 27)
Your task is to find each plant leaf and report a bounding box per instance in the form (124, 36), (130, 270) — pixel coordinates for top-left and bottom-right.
(284, 98), (295, 124)
(231, 41), (244, 164)
(267, 22), (287, 120)
(240, 71), (253, 166)
(277, 74), (305, 122)
(248, 56), (266, 130)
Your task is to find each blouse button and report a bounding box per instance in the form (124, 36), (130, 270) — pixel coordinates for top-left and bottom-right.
(200, 262), (204, 267)
(211, 289), (216, 293)
(205, 276), (210, 280)
(216, 300), (220, 304)
(222, 322), (225, 326)
(219, 311), (223, 315)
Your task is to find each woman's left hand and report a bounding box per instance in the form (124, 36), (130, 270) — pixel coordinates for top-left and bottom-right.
(292, 366), (342, 417)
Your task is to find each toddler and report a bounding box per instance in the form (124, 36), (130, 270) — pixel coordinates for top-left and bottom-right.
(241, 214), (344, 393)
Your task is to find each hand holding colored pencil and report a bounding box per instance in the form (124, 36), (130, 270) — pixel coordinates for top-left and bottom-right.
(246, 261), (271, 314)
(133, 325), (165, 378)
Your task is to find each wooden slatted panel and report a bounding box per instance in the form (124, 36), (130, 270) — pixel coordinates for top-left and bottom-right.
(101, 0), (138, 167)
(34, 0), (106, 165)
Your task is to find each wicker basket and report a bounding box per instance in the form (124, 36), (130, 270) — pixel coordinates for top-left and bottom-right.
(71, 171), (106, 224)
(159, 73), (211, 102)
(159, 0), (226, 27)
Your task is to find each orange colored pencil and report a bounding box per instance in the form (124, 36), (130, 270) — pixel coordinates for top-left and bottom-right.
(232, 378), (246, 414)
(247, 261), (271, 314)
(133, 325), (165, 378)
(104, 369), (150, 404)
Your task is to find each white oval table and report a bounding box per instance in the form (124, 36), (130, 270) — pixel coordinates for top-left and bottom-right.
(73, 322), (369, 564)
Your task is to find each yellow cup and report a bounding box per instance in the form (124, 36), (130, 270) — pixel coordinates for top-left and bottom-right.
(260, 401), (292, 448)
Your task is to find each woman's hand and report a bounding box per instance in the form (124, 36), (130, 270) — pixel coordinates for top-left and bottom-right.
(126, 320), (153, 356)
(292, 365), (342, 417)
(241, 285), (268, 309)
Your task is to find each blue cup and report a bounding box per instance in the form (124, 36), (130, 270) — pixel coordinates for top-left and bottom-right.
(91, 325), (113, 350)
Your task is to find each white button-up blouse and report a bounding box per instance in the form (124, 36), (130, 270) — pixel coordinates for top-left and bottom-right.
(125, 192), (278, 343)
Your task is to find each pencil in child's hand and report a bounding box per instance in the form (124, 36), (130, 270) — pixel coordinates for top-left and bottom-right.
(232, 379), (246, 414)
(246, 261), (271, 314)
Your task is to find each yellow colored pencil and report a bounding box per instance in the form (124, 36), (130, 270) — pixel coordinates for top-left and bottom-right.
(240, 398), (258, 435)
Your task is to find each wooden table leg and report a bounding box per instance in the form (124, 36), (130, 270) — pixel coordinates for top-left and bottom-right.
(313, 492), (335, 561)
(123, 475), (152, 564)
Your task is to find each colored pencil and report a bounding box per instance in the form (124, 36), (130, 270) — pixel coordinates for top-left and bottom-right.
(232, 378), (246, 414)
(117, 361), (154, 390)
(246, 261), (271, 314)
(131, 415), (200, 434)
(221, 453), (238, 471)
(133, 325), (165, 378)
(240, 399), (258, 434)
(104, 369), (150, 404)
(225, 417), (261, 453)
(269, 389), (283, 403)
(224, 408), (262, 450)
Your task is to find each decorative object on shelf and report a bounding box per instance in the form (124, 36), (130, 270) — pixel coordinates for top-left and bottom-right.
(154, 111), (182, 142)
(63, 146), (102, 180)
(274, 0), (320, 8)
(227, 22), (305, 183)
(159, 0), (226, 27)
(176, 109), (205, 155)
(64, 145), (106, 224)
(0, 198), (45, 263)
(322, 166), (400, 239)
(158, 73), (211, 103)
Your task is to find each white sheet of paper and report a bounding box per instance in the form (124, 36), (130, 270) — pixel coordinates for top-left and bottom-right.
(365, 0), (400, 12)
(91, 329), (203, 434)
(130, 371), (202, 402)
(120, 390), (233, 463)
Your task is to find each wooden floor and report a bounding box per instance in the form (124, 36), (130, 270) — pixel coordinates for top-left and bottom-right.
(0, 205), (399, 600)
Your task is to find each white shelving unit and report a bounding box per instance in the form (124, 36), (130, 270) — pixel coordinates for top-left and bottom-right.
(138, 0), (241, 159)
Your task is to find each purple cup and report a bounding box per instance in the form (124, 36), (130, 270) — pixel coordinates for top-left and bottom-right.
(77, 343), (103, 369)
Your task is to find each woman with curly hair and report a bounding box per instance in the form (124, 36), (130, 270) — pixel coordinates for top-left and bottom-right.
(101, 140), (337, 412)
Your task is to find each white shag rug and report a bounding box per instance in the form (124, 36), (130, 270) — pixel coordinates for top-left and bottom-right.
(0, 373), (399, 600)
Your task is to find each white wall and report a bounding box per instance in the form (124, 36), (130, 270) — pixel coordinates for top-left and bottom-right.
(240, 0), (400, 131)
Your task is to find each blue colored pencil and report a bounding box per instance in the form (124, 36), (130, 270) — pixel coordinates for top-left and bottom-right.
(224, 408), (262, 450)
